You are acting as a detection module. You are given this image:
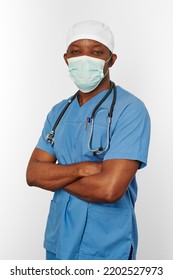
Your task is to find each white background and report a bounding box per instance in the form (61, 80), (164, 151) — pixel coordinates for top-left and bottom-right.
(0, 0), (173, 260)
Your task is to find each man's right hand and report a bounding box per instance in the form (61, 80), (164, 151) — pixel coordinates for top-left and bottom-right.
(78, 161), (102, 177)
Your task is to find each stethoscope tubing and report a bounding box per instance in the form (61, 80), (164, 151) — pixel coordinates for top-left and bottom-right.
(46, 81), (117, 155)
(87, 82), (116, 154)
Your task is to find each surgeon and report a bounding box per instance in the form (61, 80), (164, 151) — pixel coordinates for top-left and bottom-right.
(26, 20), (151, 260)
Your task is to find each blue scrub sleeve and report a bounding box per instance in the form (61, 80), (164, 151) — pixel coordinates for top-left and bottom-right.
(104, 100), (151, 168)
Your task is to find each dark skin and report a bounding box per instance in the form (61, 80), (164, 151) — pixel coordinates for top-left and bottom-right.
(26, 39), (140, 203)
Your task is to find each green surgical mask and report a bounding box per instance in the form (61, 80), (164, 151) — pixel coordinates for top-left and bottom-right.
(67, 55), (111, 93)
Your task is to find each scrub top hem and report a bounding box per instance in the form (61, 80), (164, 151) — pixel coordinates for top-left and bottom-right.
(44, 243), (135, 260)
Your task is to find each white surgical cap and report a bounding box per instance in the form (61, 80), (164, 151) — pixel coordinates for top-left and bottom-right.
(66, 20), (114, 52)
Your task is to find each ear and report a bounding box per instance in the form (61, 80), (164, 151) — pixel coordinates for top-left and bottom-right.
(64, 53), (68, 65)
(109, 54), (117, 68)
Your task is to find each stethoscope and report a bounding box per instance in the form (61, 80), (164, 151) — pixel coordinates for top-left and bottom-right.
(46, 81), (117, 155)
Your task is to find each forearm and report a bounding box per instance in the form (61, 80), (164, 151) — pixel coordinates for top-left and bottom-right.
(64, 159), (140, 203)
(26, 161), (81, 191)
(26, 160), (102, 192)
(64, 172), (113, 203)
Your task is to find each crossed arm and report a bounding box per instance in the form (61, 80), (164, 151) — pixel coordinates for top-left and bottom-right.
(26, 148), (140, 203)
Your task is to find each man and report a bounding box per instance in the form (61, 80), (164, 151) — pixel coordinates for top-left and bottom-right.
(26, 20), (150, 260)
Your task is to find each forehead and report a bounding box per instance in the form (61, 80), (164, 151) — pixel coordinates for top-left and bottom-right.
(68, 39), (109, 50)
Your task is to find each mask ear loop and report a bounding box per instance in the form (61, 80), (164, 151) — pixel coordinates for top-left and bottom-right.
(103, 54), (113, 78)
(105, 53), (113, 64)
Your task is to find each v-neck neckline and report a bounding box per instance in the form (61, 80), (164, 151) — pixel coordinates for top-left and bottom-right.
(75, 89), (108, 109)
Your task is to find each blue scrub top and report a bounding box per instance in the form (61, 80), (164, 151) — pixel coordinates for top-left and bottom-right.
(36, 85), (151, 260)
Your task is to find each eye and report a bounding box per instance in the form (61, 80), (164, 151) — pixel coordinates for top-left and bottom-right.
(92, 50), (104, 55)
(71, 50), (80, 54)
